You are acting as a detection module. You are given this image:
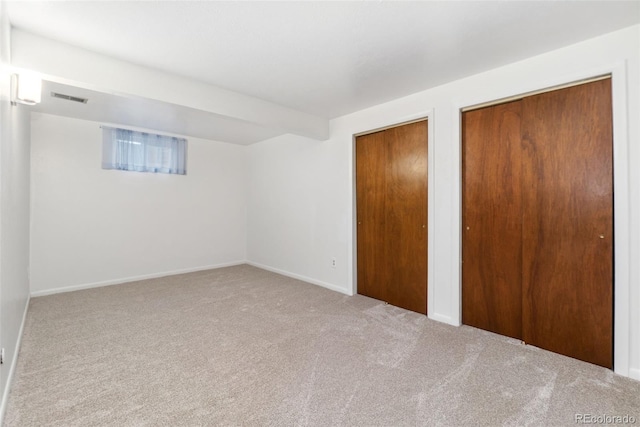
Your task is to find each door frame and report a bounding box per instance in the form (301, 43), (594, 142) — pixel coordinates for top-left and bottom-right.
(453, 62), (630, 375)
(351, 110), (435, 317)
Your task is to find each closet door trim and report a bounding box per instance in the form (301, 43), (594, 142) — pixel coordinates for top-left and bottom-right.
(354, 117), (432, 138)
(461, 74), (611, 113)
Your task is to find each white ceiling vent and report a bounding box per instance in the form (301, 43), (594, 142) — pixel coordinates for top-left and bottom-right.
(51, 92), (88, 104)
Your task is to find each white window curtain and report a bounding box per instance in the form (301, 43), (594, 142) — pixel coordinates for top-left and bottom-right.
(102, 127), (187, 175)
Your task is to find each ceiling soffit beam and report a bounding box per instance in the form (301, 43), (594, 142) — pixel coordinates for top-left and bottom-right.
(11, 29), (329, 141)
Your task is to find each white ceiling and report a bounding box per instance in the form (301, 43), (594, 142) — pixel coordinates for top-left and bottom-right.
(7, 1), (640, 139)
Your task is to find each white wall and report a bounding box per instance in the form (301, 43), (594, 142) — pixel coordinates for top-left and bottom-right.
(247, 134), (349, 293)
(30, 113), (247, 295)
(0, 1), (32, 419)
(247, 25), (640, 379)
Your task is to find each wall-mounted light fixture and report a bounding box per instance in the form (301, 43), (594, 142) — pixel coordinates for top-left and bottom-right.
(11, 73), (42, 106)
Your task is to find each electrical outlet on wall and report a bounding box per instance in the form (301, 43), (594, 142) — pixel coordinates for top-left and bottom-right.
(331, 258), (336, 269)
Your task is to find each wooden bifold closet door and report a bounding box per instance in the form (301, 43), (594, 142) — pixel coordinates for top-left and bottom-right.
(356, 120), (428, 315)
(462, 79), (613, 368)
(462, 100), (524, 340)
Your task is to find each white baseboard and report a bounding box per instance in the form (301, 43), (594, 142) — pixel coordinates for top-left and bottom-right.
(629, 368), (640, 382)
(429, 312), (460, 327)
(246, 261), (351, 296)
(30, 261), (247, 297)
(0, 295), (30, 424)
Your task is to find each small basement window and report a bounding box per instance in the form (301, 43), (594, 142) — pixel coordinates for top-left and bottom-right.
(102, 126), (187, 175)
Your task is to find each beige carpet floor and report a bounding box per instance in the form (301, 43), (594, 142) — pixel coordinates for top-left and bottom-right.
(4, 265), (640, 426)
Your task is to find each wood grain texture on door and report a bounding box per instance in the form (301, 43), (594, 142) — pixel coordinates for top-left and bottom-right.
(355, 120), (428, 315)
(521, 79), (613, 368)
(384, 121), (428, 314)
(356, 130), (387, 303)
(462, 101), (524, 339)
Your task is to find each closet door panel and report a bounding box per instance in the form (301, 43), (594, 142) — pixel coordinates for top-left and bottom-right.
(462, 101), (523, 339)
(384, 121), (428, 314)
(521, 79), (613, 368)
(356, 131), (388, 302)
